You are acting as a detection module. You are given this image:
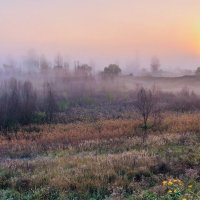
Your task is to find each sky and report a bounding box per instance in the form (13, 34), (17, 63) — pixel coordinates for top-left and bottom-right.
(0, 0), (200, 70)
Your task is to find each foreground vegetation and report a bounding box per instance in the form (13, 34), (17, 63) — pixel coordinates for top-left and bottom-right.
(0, 113), (200, 199)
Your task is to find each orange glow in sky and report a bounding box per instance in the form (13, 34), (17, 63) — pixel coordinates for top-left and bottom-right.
(193, 24), (200, 55)
(0, 0), (200, 68)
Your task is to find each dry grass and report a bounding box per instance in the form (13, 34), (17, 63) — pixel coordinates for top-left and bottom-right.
(0, 113), (200, 158)
(0, 113), (200, 199)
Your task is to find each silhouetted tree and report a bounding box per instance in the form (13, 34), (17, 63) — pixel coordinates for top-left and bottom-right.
(21, 81), (37, 124)
(0, 89), (9, 130)
(0, 78), (21, 131)
(75, 64), (92, 78)
(44, 83), (57, 123)
(135, 87), (158, 142)
(0, 79), (38, 130)
(151, 57), (160, 74)
(7, 79), (21, 127)
(102, 64), (121, 79)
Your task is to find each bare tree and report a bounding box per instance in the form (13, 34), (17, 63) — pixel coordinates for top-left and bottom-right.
(44, 83), (57, 123)
(21, 81), (37, 124)
(0, 78), (21, 132)
(0, 79), (37, 131)
(135, 87), (158, 142)
(7, 78), (21, 127)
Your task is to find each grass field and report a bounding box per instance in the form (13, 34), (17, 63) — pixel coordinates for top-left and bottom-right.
(0, 113), (200, 199)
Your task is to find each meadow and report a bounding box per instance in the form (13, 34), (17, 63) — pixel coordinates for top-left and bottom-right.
(1, 0), (200, 199)
(0, 66), (200, 199)
(0, 113), (200, 200)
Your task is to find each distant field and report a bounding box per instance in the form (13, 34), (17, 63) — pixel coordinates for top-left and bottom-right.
(0, 113), (200, 199)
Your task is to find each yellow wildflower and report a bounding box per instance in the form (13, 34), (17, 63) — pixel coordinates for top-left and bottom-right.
(174, 179), (181, 183)
(162, 181), (167, 185)
(182, 198), (187, 200)
(168, 190), (172, 193)
(188, 185), (192, 188)
(168, 181), (173, 185)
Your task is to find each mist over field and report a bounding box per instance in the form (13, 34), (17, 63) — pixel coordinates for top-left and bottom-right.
(1, 1), (200, 200)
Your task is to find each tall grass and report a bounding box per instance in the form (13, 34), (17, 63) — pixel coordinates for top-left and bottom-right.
(0, 113), (200, 199)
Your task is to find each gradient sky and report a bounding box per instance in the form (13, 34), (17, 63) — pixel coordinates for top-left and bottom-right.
(0, 0), (200, 70)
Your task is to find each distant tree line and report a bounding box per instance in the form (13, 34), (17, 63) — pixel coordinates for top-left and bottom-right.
(0, 73), (200, 134)
(1, 51), (123, 81)
(0, 78), (58, 132)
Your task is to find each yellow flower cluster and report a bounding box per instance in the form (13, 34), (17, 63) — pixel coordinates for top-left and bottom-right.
(162, 179), (183, 186)
(160, 178), (194, 200)
(162, 179), (184, 195)
(167, 189), (178, 194)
